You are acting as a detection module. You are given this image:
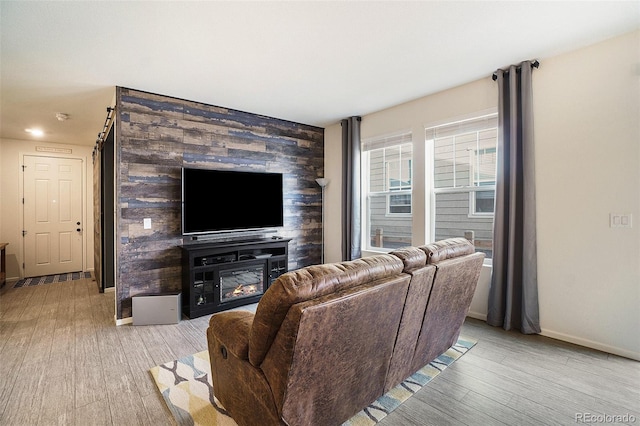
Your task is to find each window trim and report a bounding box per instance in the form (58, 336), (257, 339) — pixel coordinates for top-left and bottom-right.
(361, 131), (414, 252)
(468, 145), (496, 217)
(468, 188), (495, 218)
(425, 110), (498, 263)
(386, 191), (412, 217)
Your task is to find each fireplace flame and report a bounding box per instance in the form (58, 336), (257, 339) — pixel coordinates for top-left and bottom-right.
(231, 284), (258, 296)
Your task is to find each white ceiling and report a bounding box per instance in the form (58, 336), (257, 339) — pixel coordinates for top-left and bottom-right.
(1, 1), (638, 147)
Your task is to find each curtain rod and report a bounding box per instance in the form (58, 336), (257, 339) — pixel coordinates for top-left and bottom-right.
(92, 106), (115, 163)
(492, 60), (539, 81)
(97, 106), (114, 143)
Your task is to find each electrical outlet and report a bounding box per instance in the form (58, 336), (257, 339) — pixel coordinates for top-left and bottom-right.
(610, 213), (632, 228)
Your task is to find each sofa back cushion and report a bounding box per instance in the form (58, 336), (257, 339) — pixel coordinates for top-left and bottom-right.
(422, 237), (475, 263)
(264, 274), (411, 425)
(389, 246), (428, 272)
(384, 247), (436, 392)
(249, 254), (404, 366)
(411, 238), (484, 371)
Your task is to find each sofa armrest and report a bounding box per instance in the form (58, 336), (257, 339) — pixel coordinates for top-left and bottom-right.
(207, 310), (281, 425)
(208, 310), (254, 360)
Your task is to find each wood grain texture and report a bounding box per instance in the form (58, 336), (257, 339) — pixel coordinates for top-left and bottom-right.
(113, 87), (324, 319)
(1, 279), (638, 425)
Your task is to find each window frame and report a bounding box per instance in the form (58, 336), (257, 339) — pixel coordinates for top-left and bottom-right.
(361, 131), (414, 252)
(469, 188), (495, 218)
(387, 191), (412, 216)
(468, 145), (496, 217)
(426, 111), (498, 262)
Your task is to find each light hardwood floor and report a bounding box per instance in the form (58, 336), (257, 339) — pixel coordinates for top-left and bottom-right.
(1, 277), (638, 425)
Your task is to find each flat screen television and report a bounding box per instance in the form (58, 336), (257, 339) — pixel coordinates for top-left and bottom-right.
(181, 168), (284, 235)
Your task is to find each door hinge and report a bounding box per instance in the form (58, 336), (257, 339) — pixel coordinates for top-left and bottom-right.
(22, 263), (25, 269)
(22, 165), (26, 171)
(22, 230), (27, 237)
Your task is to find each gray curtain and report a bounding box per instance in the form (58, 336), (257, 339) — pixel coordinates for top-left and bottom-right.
(487, 60), (540, 334)
(341, 116), (362, 261)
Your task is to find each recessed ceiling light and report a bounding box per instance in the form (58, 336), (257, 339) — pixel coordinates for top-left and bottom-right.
(25, 128), (44, 137)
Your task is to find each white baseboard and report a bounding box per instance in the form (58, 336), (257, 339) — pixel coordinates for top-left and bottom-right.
(540, 328), (640, 361)
(115, 316), (133, 326)
(467, 311), (487, 321)
(465, 315), (639, 361)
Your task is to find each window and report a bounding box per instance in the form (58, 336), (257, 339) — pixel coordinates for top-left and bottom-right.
(470, 143), (497, 216)
(427, 113), (497, 259)
(389, 193), (411, 214)
(362, 132), (413, 251)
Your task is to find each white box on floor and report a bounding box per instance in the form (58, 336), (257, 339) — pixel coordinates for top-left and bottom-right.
(132, 292), (181, 325)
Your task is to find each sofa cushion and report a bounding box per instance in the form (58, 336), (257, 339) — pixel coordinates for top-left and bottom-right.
(274, 275), (410, 425)
(248, 254), (404, 366)
(383, 257), (435, 392)
(421, 237), (475, 263)
(390, 246), (427, 272)
(412, 238), (484, 372)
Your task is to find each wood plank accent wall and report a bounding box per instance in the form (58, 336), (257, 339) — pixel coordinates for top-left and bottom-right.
(114, 87), (324, 319)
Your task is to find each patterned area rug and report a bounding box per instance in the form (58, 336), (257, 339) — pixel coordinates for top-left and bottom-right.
(150, 337), (476, 426)
(12, 271), (92, 288)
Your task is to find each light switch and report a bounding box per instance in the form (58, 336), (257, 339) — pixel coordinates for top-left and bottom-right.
(610, 213), (632, 228)
(143, 218), (152, 229)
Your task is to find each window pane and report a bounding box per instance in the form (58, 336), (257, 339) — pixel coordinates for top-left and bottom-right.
(434, 136), (454, 188)
(389, 194), (411, 214)
(434, 134), (473, 188)
(368, 150), (385, 192)
(434, 192), (493, 259)
(363, 140), (413, 251)
(386, 146), (400, 191)
(473, 130), (497, 186)
(429, 115), (497, 259)
(387, 146), (412, 191)
(400, 144), (412, 188)
(367, 194), (412, 249)
(474, 190), (495, 213)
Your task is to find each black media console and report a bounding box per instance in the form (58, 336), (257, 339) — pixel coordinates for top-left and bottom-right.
(180, 238), (290, 319)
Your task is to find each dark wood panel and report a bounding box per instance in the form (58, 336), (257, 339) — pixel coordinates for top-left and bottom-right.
(113, 87), (324, 319)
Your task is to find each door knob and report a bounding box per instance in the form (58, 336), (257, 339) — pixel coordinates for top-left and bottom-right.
(77, 222), (81, 225)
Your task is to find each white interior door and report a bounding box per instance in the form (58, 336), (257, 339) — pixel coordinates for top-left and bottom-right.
(23, 155), (83, 277)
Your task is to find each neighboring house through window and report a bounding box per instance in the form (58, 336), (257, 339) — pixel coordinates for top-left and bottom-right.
(427, 112), (497, 259)
(361, 112), (497, 259)
(362, 132), (413, 250)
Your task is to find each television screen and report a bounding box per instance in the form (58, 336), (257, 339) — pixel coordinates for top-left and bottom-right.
(182, 168), (284, 235)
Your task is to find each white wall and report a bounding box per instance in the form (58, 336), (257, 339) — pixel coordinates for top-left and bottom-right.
(324, 30), (640, 360)
(534, 31), (639, 360)
(0, 138), (95, 281)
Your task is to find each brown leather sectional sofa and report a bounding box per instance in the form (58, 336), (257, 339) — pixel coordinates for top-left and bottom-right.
(206, 238), (484, 426)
